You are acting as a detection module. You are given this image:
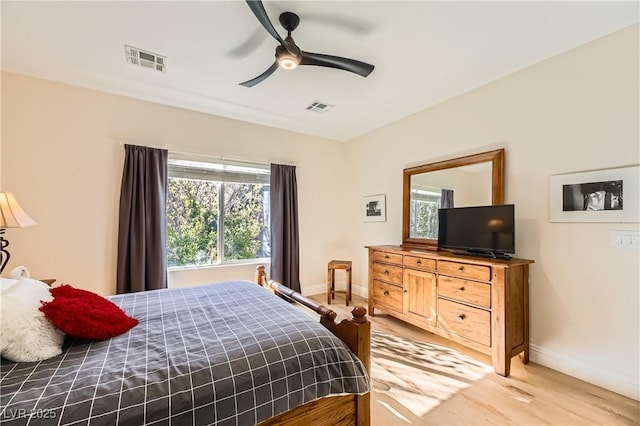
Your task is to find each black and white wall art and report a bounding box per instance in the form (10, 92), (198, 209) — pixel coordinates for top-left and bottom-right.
(363, 194), (386, 222)
(550, 166), (639, 222)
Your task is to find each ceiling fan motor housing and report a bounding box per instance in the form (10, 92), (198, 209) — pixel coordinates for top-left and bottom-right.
(276, 45), (299, 69)
(279, 12), (300, 32)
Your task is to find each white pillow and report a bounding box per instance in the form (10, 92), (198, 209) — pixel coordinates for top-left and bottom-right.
(0, 278), (65, 362)
(1, 277), (18, 292)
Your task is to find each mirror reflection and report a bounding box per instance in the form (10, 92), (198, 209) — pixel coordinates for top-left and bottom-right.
(409, 163), (493, 239)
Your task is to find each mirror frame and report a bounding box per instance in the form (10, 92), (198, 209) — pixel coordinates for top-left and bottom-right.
(402, 148), (505, 250)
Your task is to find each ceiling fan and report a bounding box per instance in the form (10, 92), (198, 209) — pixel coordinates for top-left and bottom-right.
(239, 0), (375, 87)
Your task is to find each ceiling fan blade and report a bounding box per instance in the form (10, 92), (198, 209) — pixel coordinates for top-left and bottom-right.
(227, 28), (267, 58)
(300, 51), (374, 78)
(239, 60), (279, 87)
(245, 0), (286, 46)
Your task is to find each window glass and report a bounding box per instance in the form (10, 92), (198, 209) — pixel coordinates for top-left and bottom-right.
(410, 188), (441, 239)
(223, 183), (270, 260)
(167, 159), (270, 267)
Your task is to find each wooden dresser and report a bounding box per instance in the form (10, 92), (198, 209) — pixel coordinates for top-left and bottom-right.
(368, 245), (534, 376)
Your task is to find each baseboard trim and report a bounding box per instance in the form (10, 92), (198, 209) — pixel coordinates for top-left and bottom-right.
(352, 284), (368, 299)
(530, 343), (639, 400)
(302, 284), (368, 300)
(301, 284), (326, 298)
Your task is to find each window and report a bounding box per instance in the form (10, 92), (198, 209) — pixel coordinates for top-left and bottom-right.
(410, 187), (441, 239)
(166, 159), (270, 267)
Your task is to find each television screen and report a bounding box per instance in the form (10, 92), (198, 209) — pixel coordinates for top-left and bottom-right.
(438, 204), (515, 257)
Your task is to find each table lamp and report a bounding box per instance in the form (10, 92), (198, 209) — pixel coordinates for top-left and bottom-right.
(0, 192), (37, 275)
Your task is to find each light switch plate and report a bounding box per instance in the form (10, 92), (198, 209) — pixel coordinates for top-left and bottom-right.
(610, 231), (640, 249)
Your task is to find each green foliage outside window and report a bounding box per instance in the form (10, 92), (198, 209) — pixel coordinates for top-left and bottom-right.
(167, 179), (219, 266)
(223, 183), (270, 261)
(166, 178), (269, 267)
(411, 199), (439, 239)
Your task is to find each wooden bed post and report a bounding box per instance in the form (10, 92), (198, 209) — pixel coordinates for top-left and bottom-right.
(255, 265), (267, 286)
(254, 266), (372, 426)
(321, 307), (371, 426)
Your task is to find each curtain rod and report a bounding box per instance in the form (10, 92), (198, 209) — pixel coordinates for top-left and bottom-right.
(117, 141), (296, 168)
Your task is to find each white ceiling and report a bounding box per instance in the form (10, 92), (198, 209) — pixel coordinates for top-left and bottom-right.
(2, 1), (638, 141)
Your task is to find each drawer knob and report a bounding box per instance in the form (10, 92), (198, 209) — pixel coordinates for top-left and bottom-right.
(457, 286), (465, 292)
(458, 314), (466, 321)
(383, 290), (389, 296)
(458, 266), (464, 272)
(384, 255), (389, 259)
(416, 260), (421, 265)
(384, 270), (389, 275)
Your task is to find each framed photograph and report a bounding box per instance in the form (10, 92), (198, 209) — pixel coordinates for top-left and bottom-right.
(364, 194), (386, 222)
(549, 165), (639, 223)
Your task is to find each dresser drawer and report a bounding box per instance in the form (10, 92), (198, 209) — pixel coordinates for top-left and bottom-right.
(438, 276), (491, 309)
(437, 298), (490, 346)
(372, 262), (403, 285)
(372, 280), (403, 313)
(404, 255), (436, 271)
(372, 250), (403, 266)
(439, 260), (491, 281)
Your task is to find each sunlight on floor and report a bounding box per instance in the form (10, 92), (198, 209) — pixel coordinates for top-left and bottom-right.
(377, 400), (412, 423)
(370, 330), (492, 421)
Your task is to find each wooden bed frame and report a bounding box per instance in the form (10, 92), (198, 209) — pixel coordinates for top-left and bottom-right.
(254, 266), (371, 426)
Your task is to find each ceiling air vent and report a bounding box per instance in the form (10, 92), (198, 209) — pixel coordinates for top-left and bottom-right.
(125, 45), (166, 72)
(305, 101), (334, 114)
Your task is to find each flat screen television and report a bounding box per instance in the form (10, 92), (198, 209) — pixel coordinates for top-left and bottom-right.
(438, 204), (515, 259)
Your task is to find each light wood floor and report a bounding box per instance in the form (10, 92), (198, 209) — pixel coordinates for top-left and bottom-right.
(310, 294), (639, 426)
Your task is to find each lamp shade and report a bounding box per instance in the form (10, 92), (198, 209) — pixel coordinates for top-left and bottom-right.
(0, 192), (37, 228)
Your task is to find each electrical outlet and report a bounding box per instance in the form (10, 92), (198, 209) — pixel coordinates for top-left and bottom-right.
(610, 231), (640, 249)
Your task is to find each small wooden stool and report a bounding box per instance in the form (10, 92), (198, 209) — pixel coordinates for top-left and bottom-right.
(327, 260), (352, 306)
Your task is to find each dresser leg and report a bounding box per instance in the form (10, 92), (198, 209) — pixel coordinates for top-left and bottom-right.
(493, 352), (511, 377)
(521, 265), (530, 365)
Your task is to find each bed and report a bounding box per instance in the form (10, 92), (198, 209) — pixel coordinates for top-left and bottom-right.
(0, 267), (371, 425)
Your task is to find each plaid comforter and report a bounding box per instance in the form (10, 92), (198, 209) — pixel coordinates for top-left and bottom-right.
(0, 281), (369, 425)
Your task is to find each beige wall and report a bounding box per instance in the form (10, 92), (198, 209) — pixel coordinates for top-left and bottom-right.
(0, 72), (350, 296)
(345, 24), (639, 399)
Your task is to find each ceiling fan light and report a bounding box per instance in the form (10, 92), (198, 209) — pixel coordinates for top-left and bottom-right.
(278, 55), (298, 70)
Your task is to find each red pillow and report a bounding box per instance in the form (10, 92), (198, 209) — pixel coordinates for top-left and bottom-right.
(40, 285), (138, 340)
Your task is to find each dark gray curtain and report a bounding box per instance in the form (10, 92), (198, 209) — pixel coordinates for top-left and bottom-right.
(441, 189), (454, 208)
(270, 164), (300, 293)
(116, 145), (168, 294)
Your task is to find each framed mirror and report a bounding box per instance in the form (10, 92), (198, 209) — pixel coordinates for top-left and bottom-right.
(402, 148), (505, 249)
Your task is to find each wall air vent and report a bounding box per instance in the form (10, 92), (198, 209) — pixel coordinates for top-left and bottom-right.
(305, 101), (334, 114)
(125, 45), (166, 72)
